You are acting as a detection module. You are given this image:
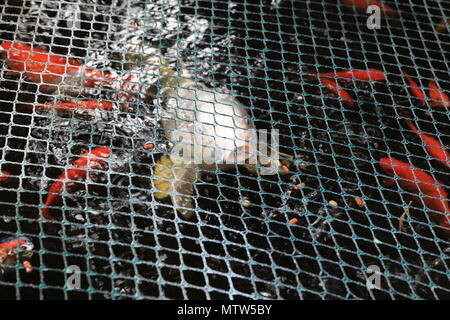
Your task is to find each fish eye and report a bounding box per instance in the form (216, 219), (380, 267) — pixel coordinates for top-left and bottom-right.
(18, 239), (33, 251)
(20, 243), (33, 251)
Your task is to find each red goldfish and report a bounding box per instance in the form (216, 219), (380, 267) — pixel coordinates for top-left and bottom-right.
(436, 18), (450, 32)
(428, 80), (450, 108)
(379, 157), (450, 233)
(42, 147), (110, 220)
(0, 236), (33, 250)
(35, 100), (113, 113)
(402, 71), (428, 106)
(0, 41), (114, 94)
(0, 236), (33, 265)
(405, 119), (450, 169)
(319, 69), (386, 81)
(339, 0), (398, 18)
(319, 77), (355, 108)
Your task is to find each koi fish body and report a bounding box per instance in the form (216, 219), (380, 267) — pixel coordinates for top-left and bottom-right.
(0, 41), (113, 94)
(379, 157), (450, 233)
(405, 119), (450, 169)
(402, 71), (428, 105)
(319, 69), (386, 81)
(318, 77), (355, 108)
(155, 73), (258, 218)
(152, 60), (285, 218)
(32, 100), (113, 119)
(42, 147), (110, 220)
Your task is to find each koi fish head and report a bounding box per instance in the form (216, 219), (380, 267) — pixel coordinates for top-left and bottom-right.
(82, 69), (114, 88)
(71, 147), (110, 169)
(0, 236), (33, 251)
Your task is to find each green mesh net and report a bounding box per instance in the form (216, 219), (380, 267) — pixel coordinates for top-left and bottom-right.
(0, 0), (450, 299)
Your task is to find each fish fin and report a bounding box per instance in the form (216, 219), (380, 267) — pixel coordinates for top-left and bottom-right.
(153, 155), (198, 219)
(171, 161), (198, 219)
(404, 119), (416, 132)
(41, 207), (53, 220)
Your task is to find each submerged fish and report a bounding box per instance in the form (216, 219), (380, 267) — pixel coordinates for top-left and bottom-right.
(319, 68), (386, 81)
(379, 157), (450, 234)
(0, 236), (33, 269)
(405, 119), (450, 170)
(338, 0), (398, 18)
(0, 41), (114, 95)
(152, 61), (282, 218)
(42, 147), (110, 220)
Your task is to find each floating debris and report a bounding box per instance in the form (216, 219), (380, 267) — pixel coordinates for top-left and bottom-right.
(0, 171), (12, 182)
(355, 197), (365, 208)
(242, 199), (252, 208)
(293, 183), (305, 190)
(143, 142), (155, 150)
(328, 200), (338, 207)
(23, 260), (33, 273)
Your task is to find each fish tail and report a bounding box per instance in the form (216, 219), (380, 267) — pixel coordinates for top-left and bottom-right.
(319, 77), (355, 108)
(404, 118), (417, 132)
(41, 207), (53, 220)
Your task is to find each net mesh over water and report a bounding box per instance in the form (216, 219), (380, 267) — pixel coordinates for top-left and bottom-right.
(0, 0), (450, 299)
